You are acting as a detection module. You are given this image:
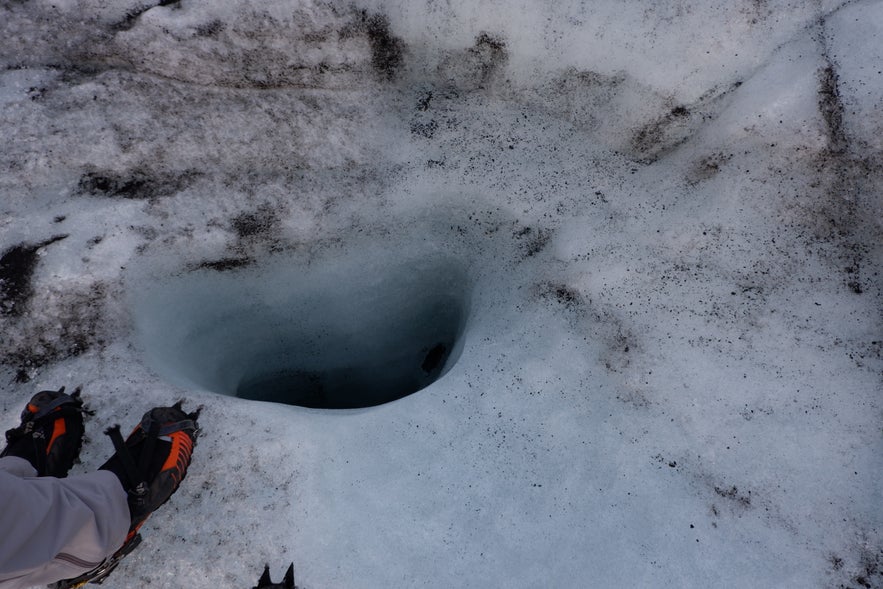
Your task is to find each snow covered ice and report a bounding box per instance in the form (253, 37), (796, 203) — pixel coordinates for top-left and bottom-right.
(1, 0), (881, 587)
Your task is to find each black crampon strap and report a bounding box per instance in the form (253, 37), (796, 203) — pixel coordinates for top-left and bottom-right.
(137, 419), (159, 486)
(28, 427), (48, 480)
(27, 386), (87, 420)
(157, 419), (198, 436)
(104, 425), (148, 499)
(139, 402), (200, 437)
(29, 396), (72, 420)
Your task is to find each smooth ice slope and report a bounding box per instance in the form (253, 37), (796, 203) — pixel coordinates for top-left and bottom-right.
(0, 0), (881, 588)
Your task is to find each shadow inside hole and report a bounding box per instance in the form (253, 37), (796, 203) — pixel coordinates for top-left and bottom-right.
(235, 300), (463, 409)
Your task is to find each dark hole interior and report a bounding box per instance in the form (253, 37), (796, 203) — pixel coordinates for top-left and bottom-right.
(233, 299), (463, 409)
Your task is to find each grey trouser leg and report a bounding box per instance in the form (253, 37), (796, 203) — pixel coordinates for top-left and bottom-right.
(0, 456), (130, 589)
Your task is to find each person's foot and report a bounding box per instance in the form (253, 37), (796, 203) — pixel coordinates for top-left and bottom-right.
(99, 401), (200, 535)
(1, 386), (88, 477)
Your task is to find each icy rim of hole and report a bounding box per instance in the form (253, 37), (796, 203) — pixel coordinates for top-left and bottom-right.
(131, 247), (471, 410)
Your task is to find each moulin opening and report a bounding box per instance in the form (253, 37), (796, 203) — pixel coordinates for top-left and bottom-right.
(132, 250), (469, 409)
(232, 295), (463, 409)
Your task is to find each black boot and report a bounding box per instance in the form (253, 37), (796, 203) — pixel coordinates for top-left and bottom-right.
(99, 401), (201, 534)
(1, 386), (88, 477)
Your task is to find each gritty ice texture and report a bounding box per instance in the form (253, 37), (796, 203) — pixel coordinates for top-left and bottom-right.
(0, 0), (881, 588)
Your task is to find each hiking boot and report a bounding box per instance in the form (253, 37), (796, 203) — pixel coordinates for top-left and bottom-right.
(1, 386), (88, 477)
(99, 401), (200, 535)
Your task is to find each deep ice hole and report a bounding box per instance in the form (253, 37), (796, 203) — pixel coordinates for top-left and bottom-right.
(132, 251), (470, 409)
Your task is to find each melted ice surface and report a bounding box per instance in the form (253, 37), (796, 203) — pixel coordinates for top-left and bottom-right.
(0, 0), (880, 587)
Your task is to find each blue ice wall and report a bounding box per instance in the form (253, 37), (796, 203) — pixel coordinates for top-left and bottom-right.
(131, 246), (470, 409)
